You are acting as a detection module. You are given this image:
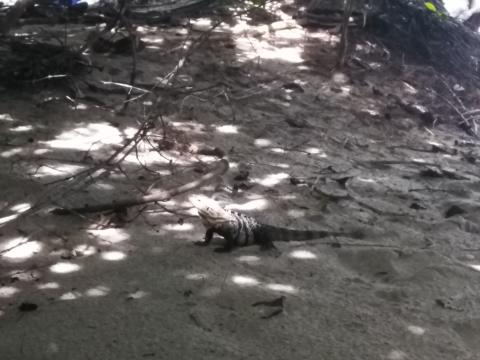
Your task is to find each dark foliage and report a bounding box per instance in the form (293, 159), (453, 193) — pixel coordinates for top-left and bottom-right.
(367, 0), (480, 81)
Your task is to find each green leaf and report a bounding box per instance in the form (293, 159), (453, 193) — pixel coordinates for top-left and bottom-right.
(424, 2), (437, 12)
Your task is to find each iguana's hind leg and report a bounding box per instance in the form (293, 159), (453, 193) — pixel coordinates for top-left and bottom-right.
(259, 239), (281, 257)
(259, 240), (276, 251)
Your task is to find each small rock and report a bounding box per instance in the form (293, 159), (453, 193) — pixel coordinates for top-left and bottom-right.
(18, 302), (38, 312)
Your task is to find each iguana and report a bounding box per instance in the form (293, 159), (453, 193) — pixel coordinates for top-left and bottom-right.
(189, 195), (364, 253)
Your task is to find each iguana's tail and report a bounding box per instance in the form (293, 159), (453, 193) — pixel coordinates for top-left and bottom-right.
(262, 225), (365, 242)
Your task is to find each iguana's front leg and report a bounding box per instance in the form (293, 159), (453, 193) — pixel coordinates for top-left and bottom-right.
(214, 228), (235, 253)
(195, 228), (214, 246)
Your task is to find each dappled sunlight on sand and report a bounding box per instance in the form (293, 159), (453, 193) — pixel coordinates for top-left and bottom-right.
(255, 172), (289, 187)
(127, 290), (148, 299)
(10, 125), (33, 132)
(0, 113), (15, 122)
(307, 30), (338, 42)
(228, 198), (269, 212)
(236, 38), (304, 64)
(37, 282), (60, 290)
(0, 286), (20, 298)
(9, 203), (31, 213)
(122, 151), (173, 165)
(1, 147), (23, 158)
(232, 275), (260, 286)
(85, 285), (110, 297)
(120, 142), (192, 165)
(41, 122), (123, 151)
(274, 28), (306, 40)
(0, 202), (32, 225)
(73, 244), (97, 257)
(236, 255), (261, 263)
(216, 124), (238, 134)
(32, 163), (87, 178)
(59, 291), (82, 301)
(407, 325), (426, 336)
(387, 349), (407, 360)
(358, 177), (377, 183)
(101, 251), (127, 261)
(191, 17), (215, 31)
(265, 283), (298, 294)
(269, 162), (290, 169)
(0, 214), (19, 225)
(231, 274), (299, 294)
(185, 273), (209, 280)
(304, 147), (327, 156)
(33, 148), (51, 156)
(171, 121), (206, 133)
(50, 262), (81, 274)
(73, 103), (89, 111)
(468, 264), (480, 272)
(278, 194), (297, 200)
(412, 157), (429, 163)
(88, 228), (130, 243)
(162, 223), (194, 231)
(254, 138), (272, 148)
(122, 127), (139, 138)
(289, 249), (317, 260)
(0, 237), (42, 260)
(287, 208), (307, 218)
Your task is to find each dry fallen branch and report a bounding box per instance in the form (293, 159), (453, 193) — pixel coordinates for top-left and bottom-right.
(51, 159), (229, 215)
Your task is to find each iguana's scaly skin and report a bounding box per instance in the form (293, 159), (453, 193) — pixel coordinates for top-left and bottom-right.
(189, 195), (363, 253)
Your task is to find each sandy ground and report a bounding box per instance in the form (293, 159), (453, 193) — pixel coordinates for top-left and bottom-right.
(1, 3), (480, 360)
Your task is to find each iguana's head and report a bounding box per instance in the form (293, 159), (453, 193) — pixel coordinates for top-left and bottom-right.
(189, 195), (232, 227)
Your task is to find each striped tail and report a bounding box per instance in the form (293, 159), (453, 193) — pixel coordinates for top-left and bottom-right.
(260, 225), (364, 242)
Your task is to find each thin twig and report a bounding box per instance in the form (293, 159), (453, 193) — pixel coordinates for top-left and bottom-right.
(437, 74), (466, 111)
